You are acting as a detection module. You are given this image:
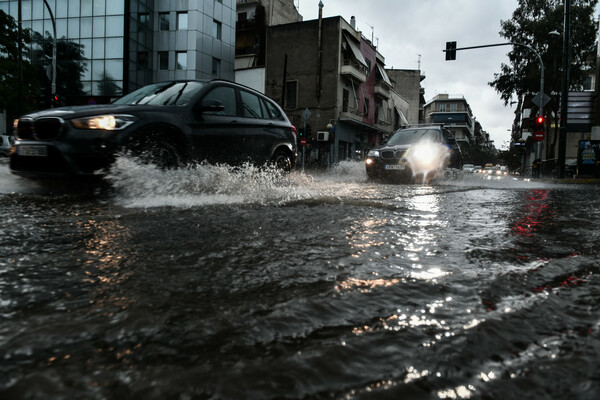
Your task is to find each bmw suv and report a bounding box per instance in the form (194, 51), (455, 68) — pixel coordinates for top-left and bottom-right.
(10, 80), (298, 179)
(365, 126), (463, 183)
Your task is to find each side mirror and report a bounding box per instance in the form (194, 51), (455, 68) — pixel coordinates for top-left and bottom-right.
(199, 100), (225, 113)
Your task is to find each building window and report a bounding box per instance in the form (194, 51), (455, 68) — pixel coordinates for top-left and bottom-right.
(176, 52), (187, 70)
(137, 52), (149, 70)
(159, 12), (170, 31)
(365, 59), (371, 76)
(213, 20), (222, 39)
(342, 89), (349, 112)
(439, 103), (446, 112)
(177, 12), (188, 30)
(364, 98), (370, 115)
(285, 81), (297, 109)
(450, 103), (457, 111)
(212, 58), (221, 78)
(139, 13), (150, 31)
(159, 51), (168, 70)
(583, 75), (593, 91)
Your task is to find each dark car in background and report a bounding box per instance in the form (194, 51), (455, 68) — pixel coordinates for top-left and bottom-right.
(1, 134), (14, 157)
(10, 80), (297, 179)
(365, 126), (463, 183)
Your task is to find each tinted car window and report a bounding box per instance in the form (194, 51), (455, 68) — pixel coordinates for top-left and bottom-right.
(202, 86), (237, 116)
(142, 81), (205, 106)
(387, 129), (439, 146)
(264, 99), (283, 120)
(113, 81), (173, 105)
(240, 90), (265, 119)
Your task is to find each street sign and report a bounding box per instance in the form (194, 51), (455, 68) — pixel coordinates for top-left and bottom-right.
(532, 91), (551, 108)
(301, 107), (311, 121)
(534, 131), (545, 141)
(300, 138), (307, 146)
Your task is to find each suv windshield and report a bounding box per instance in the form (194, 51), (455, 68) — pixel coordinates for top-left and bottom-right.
(387, 129), (439, 146)
(113, 81), (205, 106)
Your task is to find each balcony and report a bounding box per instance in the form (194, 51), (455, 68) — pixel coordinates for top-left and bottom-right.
(341, 59), (367, 84)
(374, 82), (391, 99)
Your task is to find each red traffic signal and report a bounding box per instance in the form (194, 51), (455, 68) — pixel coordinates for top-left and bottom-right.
(535, 116), (544, 125)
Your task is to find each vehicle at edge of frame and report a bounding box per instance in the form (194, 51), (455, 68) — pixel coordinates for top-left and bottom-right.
(9, 79), (298, 180)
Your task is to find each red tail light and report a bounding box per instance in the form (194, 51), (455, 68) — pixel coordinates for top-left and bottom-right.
(291, 125), (298, 140)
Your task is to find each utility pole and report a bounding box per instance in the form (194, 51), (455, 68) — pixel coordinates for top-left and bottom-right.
(557, 0), (570, 179)
(43, 0), (57, 107)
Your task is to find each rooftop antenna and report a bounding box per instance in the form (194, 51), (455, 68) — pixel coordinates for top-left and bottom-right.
(366, 23), (374, 44)
(417, 54), (421, 70)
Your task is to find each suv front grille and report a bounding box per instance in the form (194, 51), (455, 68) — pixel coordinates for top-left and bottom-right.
(17, 117), (64, 140)
(381, 150), (405, 160)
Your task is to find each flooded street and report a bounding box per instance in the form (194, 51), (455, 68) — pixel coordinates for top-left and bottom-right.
(1, 158), (599, 399)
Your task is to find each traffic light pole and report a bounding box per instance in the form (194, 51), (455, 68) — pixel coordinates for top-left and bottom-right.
(557, 0), (570, 179)
(444, 42), (545, 117)
(444, 41), (546, 177)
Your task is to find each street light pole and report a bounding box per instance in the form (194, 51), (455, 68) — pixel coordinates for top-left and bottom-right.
(42, 0), (57, 105)
(557, 0), (570, 179)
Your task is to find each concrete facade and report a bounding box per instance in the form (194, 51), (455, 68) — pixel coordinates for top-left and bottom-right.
(386, 69), (425, 125)
(265, 15), (412, 165)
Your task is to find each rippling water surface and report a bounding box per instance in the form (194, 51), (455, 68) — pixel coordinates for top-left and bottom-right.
(0, 158), (599, 399)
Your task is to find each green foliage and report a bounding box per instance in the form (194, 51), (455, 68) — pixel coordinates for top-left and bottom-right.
(490, 0), (598, 106)
(0, 10), (38, 119)
(30, 30), (87, 100)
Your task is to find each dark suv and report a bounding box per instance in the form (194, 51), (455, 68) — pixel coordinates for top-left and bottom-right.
(365, 126), (463, 183)
(10, 80), (297, 179)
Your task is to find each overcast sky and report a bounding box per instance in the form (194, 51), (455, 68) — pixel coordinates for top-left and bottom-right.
(299, 0), (522, 149)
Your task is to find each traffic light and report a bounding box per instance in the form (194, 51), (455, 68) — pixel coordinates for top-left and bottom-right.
(533, 115), (545, 141)
(445, 41), (457, 61)
(51, 94), (59, 108)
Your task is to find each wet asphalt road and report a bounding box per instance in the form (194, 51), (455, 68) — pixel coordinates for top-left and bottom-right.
(1, 158), (599, 399)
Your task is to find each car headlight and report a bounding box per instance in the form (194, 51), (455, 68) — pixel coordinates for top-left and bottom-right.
(367, 150), (380, 157)
(71, 114), (136, 131)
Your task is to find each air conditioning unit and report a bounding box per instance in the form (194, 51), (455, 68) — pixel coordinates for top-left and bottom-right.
(317, 131), (329, 141)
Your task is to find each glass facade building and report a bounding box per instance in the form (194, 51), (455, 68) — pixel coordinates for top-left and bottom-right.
(0, 0), (235, 104)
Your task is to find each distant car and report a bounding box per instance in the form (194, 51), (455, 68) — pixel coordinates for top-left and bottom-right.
(482, 165), (508, 180)
(0, 134), (14, 157)
(10, 80), (297, 179)
(365, 126), (463, 183)
(462, 163), (475, 173)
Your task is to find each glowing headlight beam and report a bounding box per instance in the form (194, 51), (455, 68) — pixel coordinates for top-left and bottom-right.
(71, 115), (136, 131)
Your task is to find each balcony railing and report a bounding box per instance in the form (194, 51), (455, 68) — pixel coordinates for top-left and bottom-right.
(341, 59), (367, 83)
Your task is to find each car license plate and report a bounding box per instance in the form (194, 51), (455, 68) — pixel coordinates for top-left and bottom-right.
(18, 145), (48, 157)
(384, 164), (405, 170)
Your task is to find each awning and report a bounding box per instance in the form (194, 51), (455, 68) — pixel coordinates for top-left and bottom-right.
(376, 63), (392, 86)
(343, 32), (368, 68)
(395, 106), (409, 127)
(235, 55), (256, 69)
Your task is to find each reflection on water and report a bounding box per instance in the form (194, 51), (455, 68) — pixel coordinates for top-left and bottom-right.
(0, 161), (599, 399)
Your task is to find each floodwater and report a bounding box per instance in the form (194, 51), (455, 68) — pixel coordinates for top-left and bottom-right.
(0, 158), (599, 399)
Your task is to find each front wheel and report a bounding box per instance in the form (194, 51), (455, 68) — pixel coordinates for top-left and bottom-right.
(270, 150), (292, 173)
(127, 140), (181, 170)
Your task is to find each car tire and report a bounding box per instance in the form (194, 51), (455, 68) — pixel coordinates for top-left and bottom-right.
(270, 149), (292, 173)
(128, 139), (181, 170)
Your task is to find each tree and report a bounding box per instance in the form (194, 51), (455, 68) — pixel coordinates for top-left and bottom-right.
(30, 31), (87, 107)
(489, 0), (598, 151)
(0, 10), (38, 122)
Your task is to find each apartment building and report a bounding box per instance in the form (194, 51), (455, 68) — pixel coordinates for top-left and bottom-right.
(264, 15), (415, 165)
